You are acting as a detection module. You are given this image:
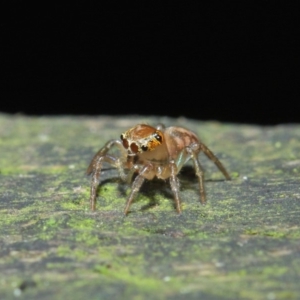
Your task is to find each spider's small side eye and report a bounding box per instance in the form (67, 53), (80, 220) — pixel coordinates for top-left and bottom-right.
(141, 145), (148, 151)
(154, 132), (163, 143)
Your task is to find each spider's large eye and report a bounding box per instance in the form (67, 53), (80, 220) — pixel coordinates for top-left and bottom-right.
(120, 134), (129, 149)
(130, 143), (139, 153)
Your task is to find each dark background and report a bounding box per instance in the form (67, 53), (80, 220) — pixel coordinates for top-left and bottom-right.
(2, 3), (298, 125)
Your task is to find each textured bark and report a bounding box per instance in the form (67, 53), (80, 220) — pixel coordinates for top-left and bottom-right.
(0, 114), (300, 299)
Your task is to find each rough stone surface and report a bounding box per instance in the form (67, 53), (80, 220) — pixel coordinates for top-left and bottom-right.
(0, 113), (300, 299)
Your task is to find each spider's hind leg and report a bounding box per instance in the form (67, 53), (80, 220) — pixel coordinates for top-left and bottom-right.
(185, 146), (206, 204)
(169, 160), (182, 214)
(199, 143), (231, 180)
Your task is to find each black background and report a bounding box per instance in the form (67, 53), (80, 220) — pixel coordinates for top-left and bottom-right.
(2, 3), (298, 124)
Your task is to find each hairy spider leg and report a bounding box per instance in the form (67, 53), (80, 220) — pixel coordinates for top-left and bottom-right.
(123, 164), (153, 215)
(86, 139), (127, 177)
(89, 154), (120, 210)
(171, 145), (206, 207)
(188, 142), (231, 204)
(169, 160), (182, 213)
(172, 142), (231, 207)
(199, 143), (231, 180)
(185, 146), (206, 204)
(125, 164), (139, 184)
(86, 139), (128, 210)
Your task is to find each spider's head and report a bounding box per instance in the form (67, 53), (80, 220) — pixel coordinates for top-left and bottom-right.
(120, 124), (163, 155)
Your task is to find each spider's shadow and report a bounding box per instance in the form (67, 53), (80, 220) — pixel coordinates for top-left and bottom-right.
(119, 176), (174, 212)
(179, 165), (228, 183)
(96, 165), (228, 213)
(97, 171), (176, 212)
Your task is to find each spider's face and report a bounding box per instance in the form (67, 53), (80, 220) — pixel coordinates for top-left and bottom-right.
(120, 124), (163, 155)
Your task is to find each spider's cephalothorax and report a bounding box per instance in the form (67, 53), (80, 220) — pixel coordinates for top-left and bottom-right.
(87, 123), (231, 215)
(120, 124), (163, 154)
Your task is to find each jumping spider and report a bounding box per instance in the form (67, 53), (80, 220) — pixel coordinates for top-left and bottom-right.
(87, 123), (231, 215)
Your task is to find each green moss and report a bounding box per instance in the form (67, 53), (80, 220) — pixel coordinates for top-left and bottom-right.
(75, 231), (100, 246)
(1, 115), (300, 299)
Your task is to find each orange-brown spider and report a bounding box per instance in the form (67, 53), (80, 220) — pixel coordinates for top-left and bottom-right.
(87, 124), (231, 215)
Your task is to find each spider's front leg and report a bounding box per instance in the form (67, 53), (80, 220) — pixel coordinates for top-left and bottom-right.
(87, 139), (127, 211)
(123, 164), (153, 215)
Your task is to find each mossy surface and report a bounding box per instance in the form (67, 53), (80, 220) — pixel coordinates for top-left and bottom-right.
(0, 114), (300, 299)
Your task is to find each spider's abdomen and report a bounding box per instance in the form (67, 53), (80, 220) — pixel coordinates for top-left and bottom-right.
(164, 126), (200, 159)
